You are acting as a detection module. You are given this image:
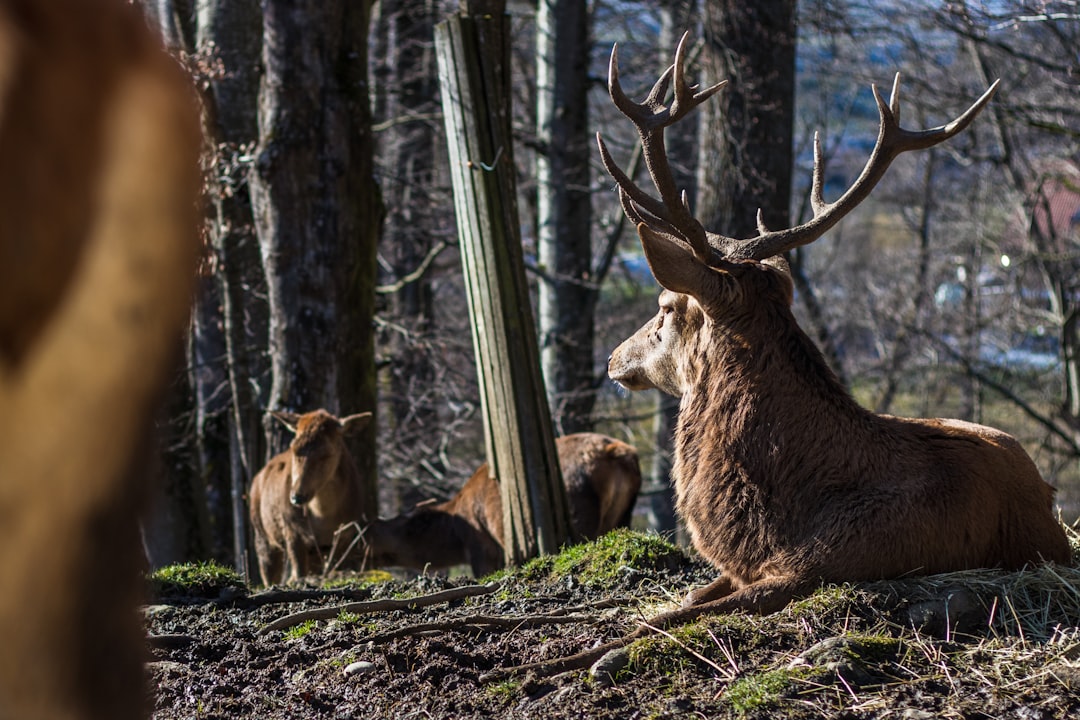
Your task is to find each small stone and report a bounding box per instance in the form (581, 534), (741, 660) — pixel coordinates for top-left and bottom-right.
(344, 660), (376, 677)
(589, 647), (630, 686)
(143, 605), (173, 618)
(902, 709), (935, 720)
(146, 660), (189, 676)
(905, 588), (984, 639)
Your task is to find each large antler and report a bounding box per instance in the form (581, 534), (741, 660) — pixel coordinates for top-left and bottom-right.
(599, 32), (1000, 264)
(596, 32), (726, 265)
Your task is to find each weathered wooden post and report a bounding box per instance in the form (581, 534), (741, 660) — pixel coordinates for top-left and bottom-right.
(435, 5), (571, 565)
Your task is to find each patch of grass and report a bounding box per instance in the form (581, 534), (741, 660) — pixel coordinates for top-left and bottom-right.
(321, 569), (394, 589)
(626, 621), (715, 676)
(514, 528), (686, 589)
(486, 679), (520, 703)
(871, 563), (1080, 641)
(337, 609), (362, 623)
(148, 561), (243, 598)
(625, 612), (769, 679)
(284, 619), (317, 640)
(724, 666), (810, 714)
(840, 633), (904, 663)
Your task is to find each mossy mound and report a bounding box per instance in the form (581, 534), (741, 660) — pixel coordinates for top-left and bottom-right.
(508, 528), (698, 593)
(148, 561), (245, 600)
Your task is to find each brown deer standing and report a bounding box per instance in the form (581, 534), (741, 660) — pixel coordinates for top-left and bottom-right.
(249, 409), (373, 585)
(600, 35), (1071, 623)
(361, 433), (642, 576)
(0, 0), (202, 717)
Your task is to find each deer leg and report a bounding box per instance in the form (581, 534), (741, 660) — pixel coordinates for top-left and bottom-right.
(650, 575), (810, 632)
(253, 527), (279, 586)
(682, 574), (736, 607)
(284, 533), (307, 584)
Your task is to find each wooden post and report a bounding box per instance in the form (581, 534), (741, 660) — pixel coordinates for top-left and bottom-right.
(435, 12), (570, 565)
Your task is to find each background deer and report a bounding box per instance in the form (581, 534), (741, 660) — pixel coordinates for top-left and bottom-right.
(249, 409), (372, 585)
(361, 433), (642, 577)
(601, 34), (1071, 623)
(0, 1), (202, 717)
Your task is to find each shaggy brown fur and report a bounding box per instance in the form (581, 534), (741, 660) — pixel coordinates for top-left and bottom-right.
(362, 433), (643, 576)
(0, 1), (202, 718)
(609, 232), (1072, 619)
(602, 35), (1070, 623)
(249, 409), (372, 585)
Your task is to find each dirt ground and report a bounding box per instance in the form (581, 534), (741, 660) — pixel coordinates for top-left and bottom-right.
(146, 530), (1080, 719)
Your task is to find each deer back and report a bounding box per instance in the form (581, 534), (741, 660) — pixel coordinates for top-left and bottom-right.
(361, 433), (642, 576)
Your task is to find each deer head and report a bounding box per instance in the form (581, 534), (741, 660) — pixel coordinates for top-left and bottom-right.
(271, 409), (371, 506)
(603, 33), (998, 396)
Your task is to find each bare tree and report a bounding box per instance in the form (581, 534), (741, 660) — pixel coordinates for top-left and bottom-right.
(535, 0), (596, 434)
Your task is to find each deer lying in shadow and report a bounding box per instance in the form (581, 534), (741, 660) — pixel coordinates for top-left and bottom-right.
(249, 409), (372, 586)
(360, 433), (643, 577)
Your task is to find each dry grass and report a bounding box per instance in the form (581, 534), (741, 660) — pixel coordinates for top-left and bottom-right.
(614, 523), (1080, 717)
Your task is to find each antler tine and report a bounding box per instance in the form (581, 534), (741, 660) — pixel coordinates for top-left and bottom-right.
(596, 132), (671, 225)
(618, 187), (682, 240)
(601, 36), (727, 265)
(596, 131), (684, 240)
(733, 74), (999, 261)
(809, 131), (827, 215)
(669, 31), (726, 124)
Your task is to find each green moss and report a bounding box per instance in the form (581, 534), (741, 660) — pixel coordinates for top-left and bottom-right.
(148, 561), (243, 598)
(786, 584), (858, 616)
(624, 613), (766, 678)
(725, 667), (810, 714)
(840, 634), (903, 663)
(514, 529), (685, 588)
(625, 621), (714, 676)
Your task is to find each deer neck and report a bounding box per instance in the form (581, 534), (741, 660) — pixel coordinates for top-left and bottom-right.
(306, 454), (354, 520)
(675, 305), (868, 480)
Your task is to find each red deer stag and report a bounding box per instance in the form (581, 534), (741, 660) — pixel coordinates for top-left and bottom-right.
(0, 0), (202, 717)
(250, 409), (373, 585)
(361, 433), (642, 577)
(600, 34), (1070, 623)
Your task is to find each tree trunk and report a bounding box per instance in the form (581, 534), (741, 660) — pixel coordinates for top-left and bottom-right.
(194, 0), (265, 576)
(436, 10), (570, 566)
(535, 0), (594, 435)
(251, 0), (381, 518)
(696, 0), (796, 237)
(374, 0), (444, 479)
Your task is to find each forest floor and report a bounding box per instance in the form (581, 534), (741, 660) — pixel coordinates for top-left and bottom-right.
(146, 529), (1080, 720)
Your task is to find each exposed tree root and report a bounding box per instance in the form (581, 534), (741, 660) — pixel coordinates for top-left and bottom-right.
(361, 613), (600, 645)
(258, 582), (501, 635)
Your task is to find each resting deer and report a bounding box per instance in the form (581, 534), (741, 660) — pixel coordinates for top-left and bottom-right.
(600, 35), (1071, 623)
(0, 0), (202, 717)
(361, 433), (642, 576)
(249, 409), (373, 585)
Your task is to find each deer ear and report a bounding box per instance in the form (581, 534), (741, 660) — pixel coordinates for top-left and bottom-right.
(340, 411), (373, 435)
(638, 224), (717, 298)
(269, 411), (301, 434)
